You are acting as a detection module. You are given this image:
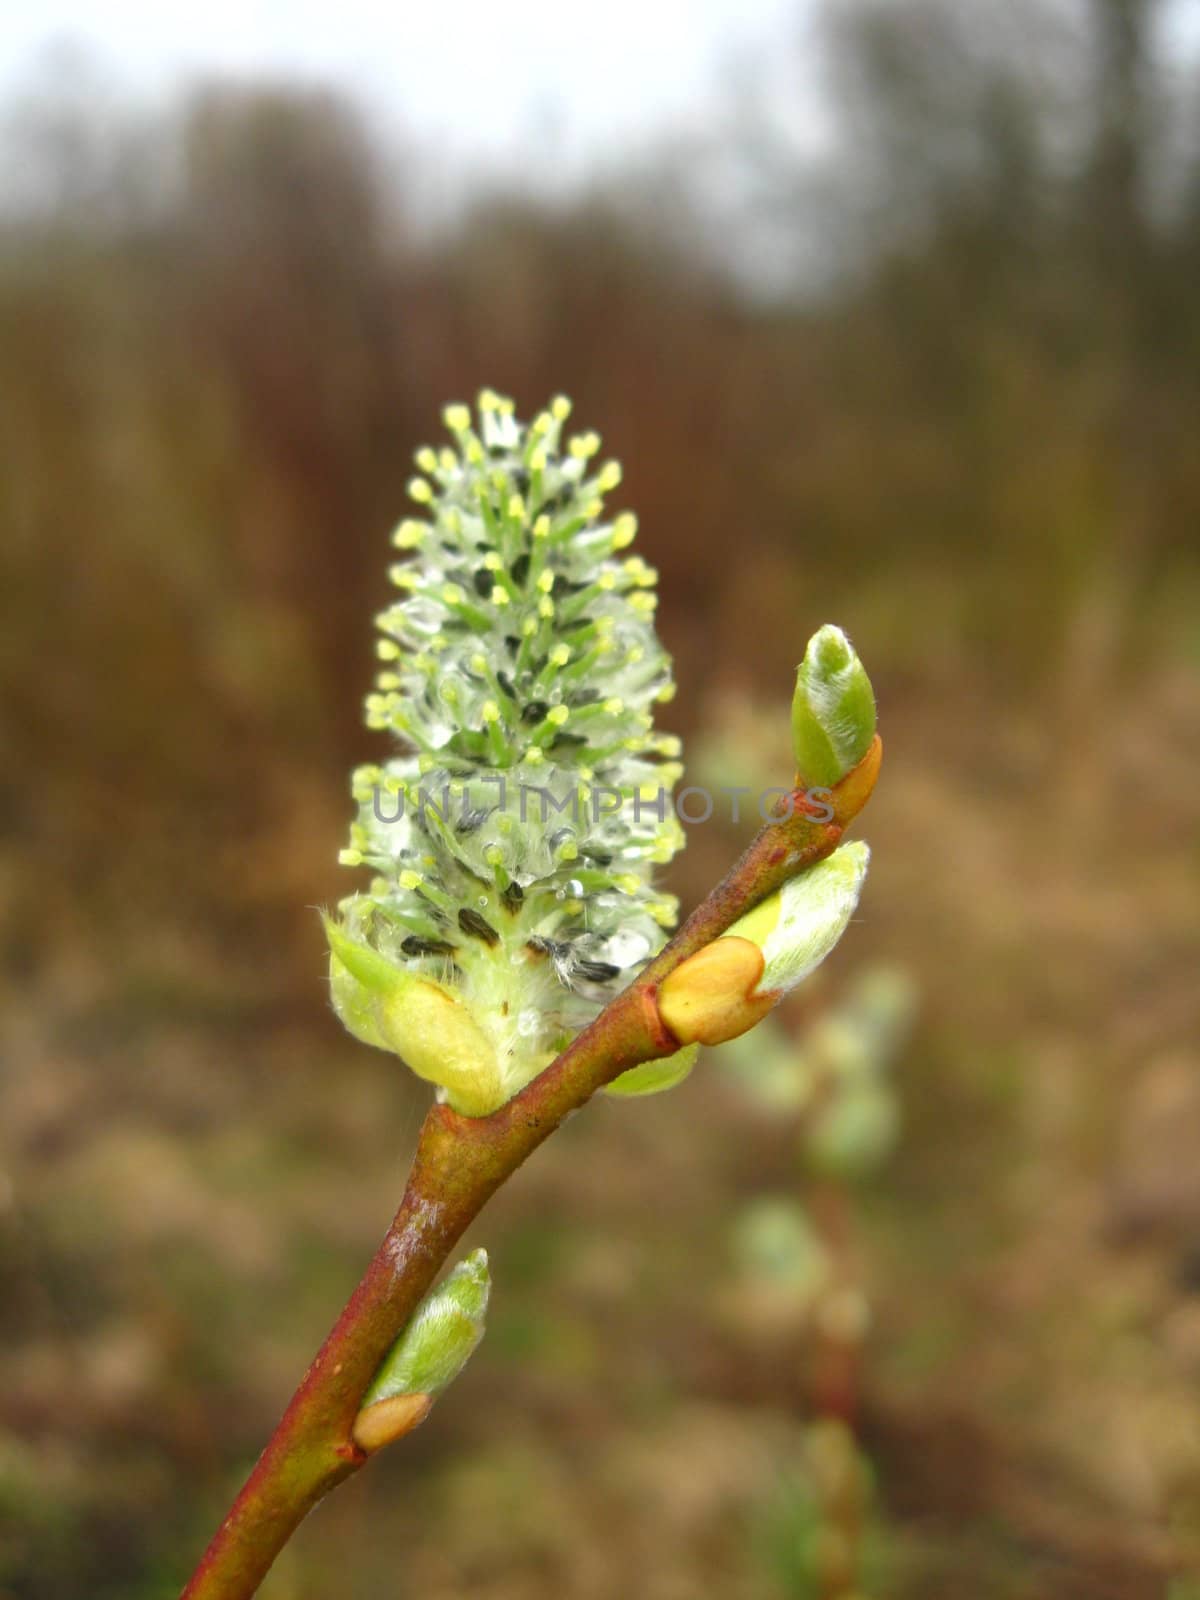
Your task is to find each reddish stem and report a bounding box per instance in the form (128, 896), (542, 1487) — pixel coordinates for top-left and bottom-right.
(180, 741), (880, 1598)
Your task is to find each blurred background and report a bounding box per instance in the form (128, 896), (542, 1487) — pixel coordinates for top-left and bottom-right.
(2, 1), (1199, 1595)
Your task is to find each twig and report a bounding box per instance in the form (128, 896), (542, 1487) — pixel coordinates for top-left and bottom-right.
(179, 740), (880, 1598)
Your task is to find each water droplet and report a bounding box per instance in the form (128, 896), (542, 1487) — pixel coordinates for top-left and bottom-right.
(606, 930), (651, 966)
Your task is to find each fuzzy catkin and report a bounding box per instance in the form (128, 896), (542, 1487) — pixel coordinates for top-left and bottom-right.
(328, 390), (685, 1106)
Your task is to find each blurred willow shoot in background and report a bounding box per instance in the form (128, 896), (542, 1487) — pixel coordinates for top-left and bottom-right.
(721, 970), (915, 1597)
(690, 698), (915, 1598)
(179, 391), (884, 1598)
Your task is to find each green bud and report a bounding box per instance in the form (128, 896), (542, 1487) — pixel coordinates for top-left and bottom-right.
(805, 1084), (899, 1178)
(325, 917), (506, 1117)
(842, 965), (918, 1061)
(657, 843), (870, 1047)
(732, 1199), (831, 1300)
(728, 841), (871, 999)
(604, 1043), (699, 1098)
(715, 1020), (816, 1114)
(362, 1248), (491, 1407)
(790, 625), (876, 788)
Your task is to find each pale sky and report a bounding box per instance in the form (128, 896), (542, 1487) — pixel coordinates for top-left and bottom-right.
(2, 0), (1197, 203)
(0, 0), (809, 188)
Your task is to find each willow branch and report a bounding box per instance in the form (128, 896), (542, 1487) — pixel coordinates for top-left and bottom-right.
(179, 739), (880, 1600)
